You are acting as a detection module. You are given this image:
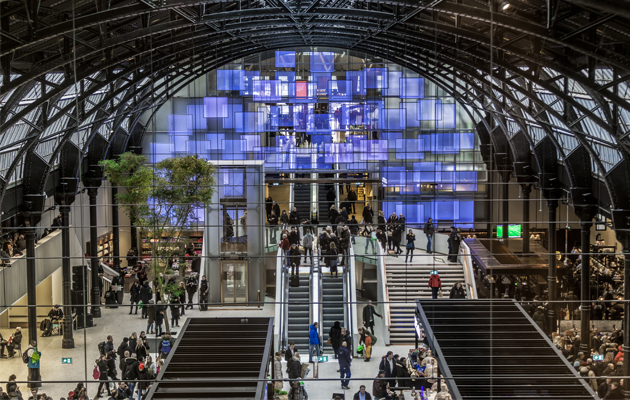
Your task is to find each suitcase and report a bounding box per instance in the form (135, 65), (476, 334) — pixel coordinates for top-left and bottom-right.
(290, 275), (300, 287)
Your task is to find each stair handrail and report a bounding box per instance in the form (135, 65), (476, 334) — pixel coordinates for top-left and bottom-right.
(274, 247), (287, 351)
(460, 241), (478, 299)
(348, 239), (359, 355)
(415, 300), (462, 400)
(375, 242), (391, 345)
(317, 246), (323, 341)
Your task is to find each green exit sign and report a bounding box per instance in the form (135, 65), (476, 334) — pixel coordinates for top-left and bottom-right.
(318, 356), (328, 362)
(62, 358), (72, 364)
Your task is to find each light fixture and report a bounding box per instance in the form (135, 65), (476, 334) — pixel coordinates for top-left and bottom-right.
(501, 2), (511, 11)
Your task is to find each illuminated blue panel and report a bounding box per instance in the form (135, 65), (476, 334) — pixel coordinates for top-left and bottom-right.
(241, 134), (261, 152)
(342, 104), (364, 126)
(364, 101), (384, 128)
(460, 131), (475, 149)
(402, 103), (420, 128)
(329, 80), (353, 101)
(436, 103), (456, 129)
(348, 150), (367, 172)
(186, 105), (207, 130)
(417, 99), (442, 121)
(222, 139), (246, 160)
(359, 140), (389, 161)
(346, 71), (366, 96)
(217, 70), (245, 91)
(383, 108), (406, 130)
(203, 97), (229, 118)
(293, 104), (308, 131)
(240, 71), (261, 96)
(276, 135), (296, 150)
(455, 201), (475, 228)
(312, 73), (331, 96)
(258, 106), (278, 129)
(276, 51), (296, 67)
(395, 138), (425, 160)
(414, 162), (442, 183)
(382, 166), (406, 187)
(205, 133), (226, 150)
(168, 114), (192, 135)
(171, 135), (188, 152)
(276, 71), (296, 83)
(254, 146), (282, 169)
(365, 67), (388, 89)
(346, 135), (366, 146)
(382, 132), (402, 149)
(312, 135), (333, 169)
(278, 105), (294, 127)
(383, 71), (401, 97)
(438, 164), (455, 190)
(187, 141), (210, 158)
(324, 143), (354, 164)
(431, 133), (460, 154)
(151, 143), (173, 163)
(234, 112), (265, 133)
(295, 148), (315, 170)
(222, 102), (243, 129)
(307, 113), (331, 133)
(400, 78), (425, 99)
(310, 51), (335, 72)
(289, 82), (317, 103)
(455, 171), (478, 191)
(435, 201), (458, 221)
(253, 80), (281, 102)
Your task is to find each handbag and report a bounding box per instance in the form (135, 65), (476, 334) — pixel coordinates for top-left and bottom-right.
(406, 242), (414, 249)
(326, 338), (332, 345)
(438, 290), (444, 298)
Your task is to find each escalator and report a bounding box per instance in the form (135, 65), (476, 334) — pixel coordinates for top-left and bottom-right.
(293, 183), (311, 224)
(318, 182), (334, 224)
(287, 275), (311, 350)
(321, 276), (345, 354)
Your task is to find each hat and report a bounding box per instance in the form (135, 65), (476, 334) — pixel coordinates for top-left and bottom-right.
(139, 363), (145, 370)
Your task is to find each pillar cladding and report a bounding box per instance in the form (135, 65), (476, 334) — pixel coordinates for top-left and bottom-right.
(88, 187), (101, 318)
(60, 205), (74, 348)
(521, 184), (531, 253)
(25, 229), (37, 343)
(546, 199), (558, 336)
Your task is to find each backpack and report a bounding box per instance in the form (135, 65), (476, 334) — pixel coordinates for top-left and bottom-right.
(161, 340), (171, 355)
(367, 331), (377, 345)
(123, 363), (136, 380)
(97, 341), (106, 355)
(22, 350), (29, 364)
(93, 365), (101, 380)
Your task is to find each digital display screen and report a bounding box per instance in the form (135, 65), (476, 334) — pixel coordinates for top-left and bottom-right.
(497, 224), (522, 238)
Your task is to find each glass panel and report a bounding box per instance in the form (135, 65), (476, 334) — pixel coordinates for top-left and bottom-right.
(221, 261), (248, 303)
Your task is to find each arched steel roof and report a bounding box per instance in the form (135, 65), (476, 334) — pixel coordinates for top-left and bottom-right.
(1, 0), (630, 219)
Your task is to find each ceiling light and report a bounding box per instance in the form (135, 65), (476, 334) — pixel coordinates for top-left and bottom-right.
(501, 2), (511, 11)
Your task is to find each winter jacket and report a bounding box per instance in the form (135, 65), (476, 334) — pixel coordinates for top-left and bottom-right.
(372, 378), (384, 398)
(428, 274), (442, 289)
(423, 222), (434, 236)
(449, 284), (466, 299)
(532, 309), (546, 331)
(146, 305), (155, 325)
(268, 214), (279, 225)
(353, 392), (372, 400)
(123, 357), (139, 380)
(26, 346), (40, 369)
(337, 346), (352, 368)
(362, 207), (374, 224)
(302, 233), (314, 248)
(139, 283), (153, 303)
(614, 346), (624, 364)
(274, 357), (283, 381)
(288, 357), (302, 379)
(309, 324), (320, 345)
(279, 238), (290, 251)
(137, 370), (152, 390)
(289, 211), (300, 225)
(329, 323), (342, 350)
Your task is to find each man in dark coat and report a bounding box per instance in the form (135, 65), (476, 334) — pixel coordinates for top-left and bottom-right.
(347, 187), (358, 214)
(185, 275), (198, 310)
(379, 351), (397, 385)
(199, 275), (209, 311)
(363, 300), (382, 334)
(327, 187), (336, 219)
(447, 226), (462, 263)
(139, 282), (152, 318)
(449, 282), (466, 299)
(328, 321), (342, 358)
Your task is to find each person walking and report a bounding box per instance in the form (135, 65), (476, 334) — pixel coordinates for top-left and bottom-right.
(308, 322), (321, 363)
(379, 351), (396, 386)
(329, 321), (342, 359)
(362, 300), (382, 334)
(372, 371), (385, 399)
(362, 204), (374, 225)
(362, 225), (376, 255)
(424, 218), (434, 254)
(428, 271), (442, 300)
(268, 211), (279, 243)
(302, 229), (314, 266)
(289, 206), (300, 226)
(155, 302), (165, 337)
(129, 280), (141, 315)
(329, 243), (339, 278)
(353, 385), (372, 400)
(405, 229), (416, 263)
(139, 282), (152, 319)
(338, 341), (352, 390)
(26, 340), (41, 389)
(265, 196), (273, 219)
(185, 274), (198, 310)
(273, 352), (284, 391)
(95, 355), (112, 398)
(279, 234), (290, 267)
(199, 276), (209, 311)
(447, 226), (462, 263)
(327, 187), (336, 218)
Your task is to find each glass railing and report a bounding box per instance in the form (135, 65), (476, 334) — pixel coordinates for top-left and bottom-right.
(351, 234), (378, 262)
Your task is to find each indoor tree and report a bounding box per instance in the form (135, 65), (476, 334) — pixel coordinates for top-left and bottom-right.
(101, 153), (215, 333)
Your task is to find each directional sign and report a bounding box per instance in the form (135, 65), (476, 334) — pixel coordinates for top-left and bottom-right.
(62, 358), (72, 364)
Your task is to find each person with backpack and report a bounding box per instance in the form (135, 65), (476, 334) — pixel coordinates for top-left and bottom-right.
(137, 363), (152, 400)
(158, 334), (174, 360)
(144, 355), (157, 380)
(25, 340), (41, 388)
(302, 229), (314, 266)
(129, 280), (141, 315)
(139, 282), (152, 319)
(123, 351), (140, 398)
(106, 350), (118, 381)
(199, 276), (209, 311)
(95, 355), (111, 398)
(185, 274), (198, 310)
(428, 271), (442, 300)
(359, 327), (374, 362)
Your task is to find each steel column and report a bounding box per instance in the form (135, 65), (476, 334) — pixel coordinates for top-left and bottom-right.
(579, 222), (591, 357)
(25, 228), (37, 343)
(88, 188), (102, 318)
(112, 186), (120, 272)
(522, 185), (531, 253)
(624, 250), (630, 397)
(502, 181), (509, 239)
(546, 199), (558, 336)
(60, 205), (74, 348)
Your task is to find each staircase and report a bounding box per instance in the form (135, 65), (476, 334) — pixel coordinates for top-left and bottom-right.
(287, 274), (311, 351)
(318, 183), (334, 223)
(418, 300), (596, 399)
(293, 183), (311, 224)
(388, 262), (465, 344)
(321, 276), (345, 354)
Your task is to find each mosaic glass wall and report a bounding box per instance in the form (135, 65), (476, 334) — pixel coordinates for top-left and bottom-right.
(143, 49), (487, 227)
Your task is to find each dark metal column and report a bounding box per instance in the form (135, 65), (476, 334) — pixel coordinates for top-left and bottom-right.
(579, 221), (591, 357)
(25, 229), (37, 342)
(522, 185), (531, 253)
(546, 199), (558, 336)
(88, 187), (101, 318)
(623, 250), (630, 397)
(60, 205), (74, 348)
(112, 186), (120, 272)
(502, 180), (509, 239)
